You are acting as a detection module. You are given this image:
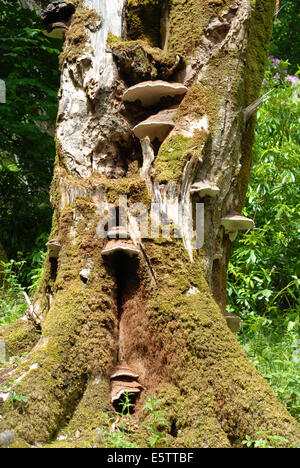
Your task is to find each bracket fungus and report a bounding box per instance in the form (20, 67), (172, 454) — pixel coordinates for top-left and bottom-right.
(101, 239), (141, 257)
(39, 1), (76, 39)
(133, 108), (176, 142)
(221, 213), (254, 241)
(110, 364), (143, 411)
(46, 239), (61, 258)
(190, 181), (220, 197)
(224, 312), (242, 333)
(123, 80), (188, 107)
(110, 364), (139, 380)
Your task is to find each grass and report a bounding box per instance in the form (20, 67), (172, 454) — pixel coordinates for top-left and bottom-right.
(238, 316), (300, 421)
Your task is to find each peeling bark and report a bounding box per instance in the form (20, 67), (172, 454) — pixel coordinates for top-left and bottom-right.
(1, 0), (300, 448)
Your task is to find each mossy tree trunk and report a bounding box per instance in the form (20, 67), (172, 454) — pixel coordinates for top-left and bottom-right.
(0, 0), (299, 448)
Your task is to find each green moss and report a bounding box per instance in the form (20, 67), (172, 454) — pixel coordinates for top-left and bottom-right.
(175, 84), (218, 125)
(1, 0), (296, 449)
(127, 0), (164, 46)
(133, 239), (300, 447)
(126, 0), (232, 56)
(154, 134), (192, 182)
(59, 1), (101, 66)
(107, 34), (180, 83)
(236, 0), (276, 208)
(0, 190), (117, 444)
(167, 0), (231, 56)
(0, 320), (40, 358)
(97, 176), (151, 207)
(154, 130), (206, 183)
(43, 377), (111, 448)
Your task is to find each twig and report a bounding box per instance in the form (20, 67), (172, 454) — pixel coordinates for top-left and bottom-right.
(22, 291), (40, 327)
(111, 416), (120, 433)
(243, 89), (274, 123)
(274, 2), (287, 18)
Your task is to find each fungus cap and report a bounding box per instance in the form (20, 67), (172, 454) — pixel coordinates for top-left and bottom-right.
(225, 313), (242, 333)
(123, 80), (187, 107)
(190, 182), (220, 197)
(111, 380), (143, 403)
(101, 239), (141, 257)
(221, 214), (254, 232)
(110, 365), (139, 380)
(133, 109), (176, 141)
(46, 239), (61, 258)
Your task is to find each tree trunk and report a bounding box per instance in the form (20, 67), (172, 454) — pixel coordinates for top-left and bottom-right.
(0, 0), (299, 448)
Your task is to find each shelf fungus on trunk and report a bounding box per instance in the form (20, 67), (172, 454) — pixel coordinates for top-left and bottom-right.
(133, 108), (176, 142)
(110, 364), (139, 380)
(224, 311), (242, 334)
(39, 1), (76, 39)
(102, 226), (141, 256)
(190, 181), (220, 198)
(102, 240), (141, 257)
(46, 239), (61, 258)
(221, 214), (254, 241)
(123, 80), (188, 107)
(110, 364), (143, 411)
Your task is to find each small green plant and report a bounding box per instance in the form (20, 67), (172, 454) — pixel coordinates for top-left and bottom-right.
(142, 394), (168, 448)
(97, 392), (168, 448)
(0, 385), (10, 392)
(242, 431), (290, 448)
(10, 353), (27, 364)
(0, 245), (46, 325)
(119, 391), (136, 417)
(97, 392), (138, 448)
(9, 391), (28, 404)
(0, 259), (27, 325)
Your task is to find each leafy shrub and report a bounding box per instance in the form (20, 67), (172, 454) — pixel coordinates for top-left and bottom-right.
(228, 58), (300, 421)
(0, 259), (27, 325)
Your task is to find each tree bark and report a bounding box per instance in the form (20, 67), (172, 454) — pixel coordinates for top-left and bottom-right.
(0, 0), (299, 448)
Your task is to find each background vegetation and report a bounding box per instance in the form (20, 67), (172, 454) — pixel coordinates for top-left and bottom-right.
(0, 0), (299, 427)
(227, 57), (300, 421)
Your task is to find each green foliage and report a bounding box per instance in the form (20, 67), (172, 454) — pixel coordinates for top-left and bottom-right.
(242, 431), (290, 448)
(98, 412), (138, 449)
(142, 394), (168, 448)
(241, 319), (300, 421)
(228, 59), (300, 421)
(0, 247), (45, 324)
(228, 63), (299, 321)
(19, 233), (47, 288)
(98, 393), (167, 448)
(9, 391), (28, 404)
(0, 1), (60, 259)
(0, 259), (27, 324)
(270, 1), (300, 74)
